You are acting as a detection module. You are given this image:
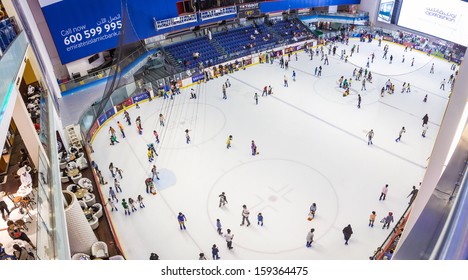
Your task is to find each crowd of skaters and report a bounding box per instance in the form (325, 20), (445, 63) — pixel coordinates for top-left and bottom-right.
(90, 34), (459, 259)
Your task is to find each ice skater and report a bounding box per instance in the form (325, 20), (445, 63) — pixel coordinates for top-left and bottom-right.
(218, 192), (228, 207)
(382, 212), (394, 229)
(395, 126), (406, 142)
(178, 212), (187, 230)
(224, 229), (234, 250)
(109, 126), (116, 137)
(222, 84), (227, 99)
(128, 197), (138, 212)
(153, 130), (160, 143)
(109, 162), (115, 177)
(366, 129), (374, 145)
(136, 116), (142, 134)
(151, 165), (160, 181)
(124, 110), (131, 125)
(284, 75), (288, 87)
(212, 244), (220, 260)
(357, 94), (361, 108)
(379, 184), (388, 201)
(185, 129), (191, 144)
(361, 79), (366, 91)
(254, 92), (258, 105)
(306, 228), (315, 248)
(190, 88), (197, 99)
(105, 197), (118, 212)
(114, 178), (122, 193)
(440, 79), (446, 90)
(115, 167), (123, 179)
(422, 124), (428, 138)
(369, 211), (376, 227)
(407, 186), (419, 204)
(430, 63), (434, 74)
(309, 202), (317, 219)
(257, 213), (263, 226)
(225, 78), (231, 87)
(117, 121), (125, 138)
(402, 55), (405, 63)
(240, 205), (251, 226)
(159, 113), (165, 126)
(137, 194), (145, 208)
(411, 57), (415, 66)
(148, 143), (159, 157)
(422, 114), (429, 127)
(121, 199), (130, 215)
(226, 135), (232, 149)
(251, 140), (257, 155)
(292, 70), (296, 82)
(216, 219), (223, 235)
(342, 224), (353, 245)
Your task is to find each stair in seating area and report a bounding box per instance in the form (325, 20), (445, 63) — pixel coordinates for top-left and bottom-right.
(208, 38), (227, 58)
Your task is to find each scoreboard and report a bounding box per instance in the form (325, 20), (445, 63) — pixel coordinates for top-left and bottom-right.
(238, 3), (261, 18)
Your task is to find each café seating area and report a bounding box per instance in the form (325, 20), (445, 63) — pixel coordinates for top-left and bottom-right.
(59, 144), (103, 231)
(70, 241), (124, 260)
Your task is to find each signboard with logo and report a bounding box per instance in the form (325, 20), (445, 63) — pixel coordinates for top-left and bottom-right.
(191, 73), (205, 83)
(238, 3), (261, 18)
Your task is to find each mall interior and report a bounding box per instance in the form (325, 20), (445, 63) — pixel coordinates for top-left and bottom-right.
(0, 0), (467, 260)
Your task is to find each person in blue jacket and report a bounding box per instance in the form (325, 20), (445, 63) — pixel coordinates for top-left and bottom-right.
(212, 244), (220, 260)
(178, 212), (187, 230)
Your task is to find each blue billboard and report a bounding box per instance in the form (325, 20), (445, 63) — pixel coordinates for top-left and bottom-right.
(39, 0), (360, 64)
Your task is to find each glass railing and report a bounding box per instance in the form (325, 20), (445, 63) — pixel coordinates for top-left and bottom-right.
(35, 88), (71, 259)
(59, 46), (154, 92)
(0, 32), (28, 124)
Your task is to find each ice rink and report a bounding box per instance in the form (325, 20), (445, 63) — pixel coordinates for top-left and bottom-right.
(90, 38), (455, 260)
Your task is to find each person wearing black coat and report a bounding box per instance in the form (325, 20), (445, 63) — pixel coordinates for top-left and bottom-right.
(342, 224), (353, 245)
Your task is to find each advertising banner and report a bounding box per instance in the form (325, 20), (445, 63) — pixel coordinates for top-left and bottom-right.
(88, 121), (100, 141)
(397, 0), (468, 46)
(39, 0), (122, 64)
(191, 73), (205, 83)
(105, 107), (116, 119)
(97, 113), (108, 126)
(132, 92), (150, 104)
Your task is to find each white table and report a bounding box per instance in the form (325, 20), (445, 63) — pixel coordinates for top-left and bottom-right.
(78, 178), (93, 190)
(4, 239), (27, 255)
(8, 207), (28, 222)
(16, 166), (31, 176)
(15, 184), (33, 198)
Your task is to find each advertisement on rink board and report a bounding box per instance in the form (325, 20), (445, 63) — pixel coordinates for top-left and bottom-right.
(97, 113), (108, 126)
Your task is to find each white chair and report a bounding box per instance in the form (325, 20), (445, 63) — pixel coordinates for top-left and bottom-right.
(78, 200), (87, 210)
(91, 241), (108, 258)
(66, 184), (79, 193)
(76, 155), (88, 170)
(72, 173), (83, 184)
(71, 253), (91, 260)
(91, 203), (103, 219)
(109, 255), (125, 260)
(83, 193), (96, 207)
(60, 161), (67, 170)
(61, 176), (70, 183)
(67, 162), (77, 170)
(88, 215), (99, 230)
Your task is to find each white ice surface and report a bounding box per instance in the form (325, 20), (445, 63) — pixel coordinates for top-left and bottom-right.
(90, 39), (454, 260)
